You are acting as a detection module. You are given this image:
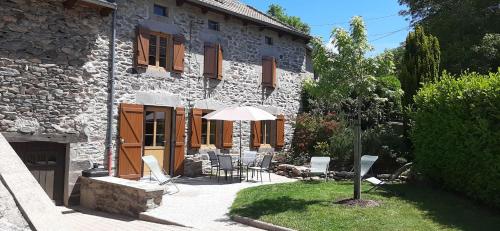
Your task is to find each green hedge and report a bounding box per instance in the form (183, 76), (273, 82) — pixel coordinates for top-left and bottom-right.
(412, 71), (500, 208)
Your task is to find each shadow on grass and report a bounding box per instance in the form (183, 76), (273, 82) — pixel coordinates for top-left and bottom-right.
(231, 196), (324, 219)
(369, 183), (500, 231)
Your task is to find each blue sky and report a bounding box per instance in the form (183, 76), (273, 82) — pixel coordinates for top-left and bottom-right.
(241, 0), (412, 56)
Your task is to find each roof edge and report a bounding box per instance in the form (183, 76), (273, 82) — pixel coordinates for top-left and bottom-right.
(185, 0), (311, 40)
(82, 0), (117, 9)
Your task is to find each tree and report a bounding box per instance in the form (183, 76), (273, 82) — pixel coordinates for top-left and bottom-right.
(471, 33), (500, 73)
(399, 0), (500, 74)
(267, 4), (310, 34)
(307, 16), (373, 199)
(399, 26), (440, 106)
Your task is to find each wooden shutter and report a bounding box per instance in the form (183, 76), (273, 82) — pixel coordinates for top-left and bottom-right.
(216, 44), (223, 80)
(136, 27), (149, 67)
(262, 56), (276, 88)
(204, 43), (216, 78)
(251, 121), (261, 148)
(174, 107), (185, 176)
(172, 34), (185, 73)
(190, 108), (202, 149)
(275, 114), (285, 148)
(118, 103), (144, 180)
(222, 121), (233, 148)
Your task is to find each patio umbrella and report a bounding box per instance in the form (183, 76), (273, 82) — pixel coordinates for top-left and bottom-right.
(203, 106), (276, 181)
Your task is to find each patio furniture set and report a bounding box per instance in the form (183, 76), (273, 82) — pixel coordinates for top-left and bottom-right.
(207, 150), (274, 183)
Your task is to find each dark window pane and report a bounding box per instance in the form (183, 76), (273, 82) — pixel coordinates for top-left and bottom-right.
(266, 121), (271, 144)
(208, 20), (220, 31)
(145, 135), (154, 146)
(209, 121), (216, 145)
(201, 118), (208, 145)
(265, 36), (273, 45)
(154, 4), (167, 17)
(159, 37), (167, 68)
(149, 35), (157, 66)
(156, 134), (165, 146)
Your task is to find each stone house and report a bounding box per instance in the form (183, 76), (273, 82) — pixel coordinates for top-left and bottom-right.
(0, 0), (312, 205)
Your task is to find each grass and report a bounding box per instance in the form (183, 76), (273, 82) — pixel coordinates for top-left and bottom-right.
(230, 181), (500, 231)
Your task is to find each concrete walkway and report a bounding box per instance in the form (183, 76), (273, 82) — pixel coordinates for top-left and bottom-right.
(142, 173), (296, 231)
(59, 207), (191, 231)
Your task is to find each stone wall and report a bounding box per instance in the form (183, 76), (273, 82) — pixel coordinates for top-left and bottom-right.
(79, 176), (164, 217)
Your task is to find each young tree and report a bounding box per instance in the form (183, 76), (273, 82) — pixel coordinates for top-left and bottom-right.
(307, 16), (373, 199)
(399, 26), (440, 106)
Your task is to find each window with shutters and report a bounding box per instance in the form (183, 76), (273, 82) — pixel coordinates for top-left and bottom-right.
(136, 27), (185, 73)
(204, 43), (223, 80)
(201, 111), (217, 146)
(148, 32), (170, 69)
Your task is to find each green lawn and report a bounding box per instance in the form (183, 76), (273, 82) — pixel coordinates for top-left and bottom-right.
(230, 181), (500, 231)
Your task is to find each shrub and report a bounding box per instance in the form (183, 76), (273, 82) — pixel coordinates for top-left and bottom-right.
(412, 71), (500, 208)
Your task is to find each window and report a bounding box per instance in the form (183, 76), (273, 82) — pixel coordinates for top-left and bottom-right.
(265, 36), (273, 45)
(203, 43), (223, 79)
(208, 20), (220, 31)
(262, 56), (276, 88)
(201, 112), (217, 146)
(154, 4), (168, 17)
(145, 110), (166, 147)
(148, 33), (170, 69)
(261, 120), (272, 145)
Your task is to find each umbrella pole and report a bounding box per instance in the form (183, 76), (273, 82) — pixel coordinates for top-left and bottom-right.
(239, 120), (242, 182)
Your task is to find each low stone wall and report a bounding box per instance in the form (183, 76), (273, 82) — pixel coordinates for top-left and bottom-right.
(79, 176), (164, 217)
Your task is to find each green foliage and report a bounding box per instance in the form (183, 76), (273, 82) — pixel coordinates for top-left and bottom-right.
(472, 33), (500, 73)
(399, 0), (500, 74)
(399, 26), (440, 106)
(267, 4), (310, 34)
(412, 71), (500, 208)
(366, 49), (397, 77)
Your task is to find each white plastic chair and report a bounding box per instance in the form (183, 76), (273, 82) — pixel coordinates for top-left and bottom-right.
(306, 157), (331, 181)
(366, 162), (413, 192)
(142, 155), (180, 194)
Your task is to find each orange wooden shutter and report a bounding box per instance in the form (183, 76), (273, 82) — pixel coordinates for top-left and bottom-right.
(251, 121), (261, 148)
(174, 107), (185, 176)
(136, 27), (149, 67)
(190, 108), (202, 148)
(118, 103), (144, 180)
(262, 56), (276, 88)
(275, 114), (285, 148)
(204, 43), (216, 78)
(172, 34), (185, 73)
(217, 44), (223, 80)
(222, 121), (233, 148)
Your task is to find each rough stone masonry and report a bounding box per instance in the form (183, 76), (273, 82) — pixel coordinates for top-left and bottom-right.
(0, 0), (312, 203)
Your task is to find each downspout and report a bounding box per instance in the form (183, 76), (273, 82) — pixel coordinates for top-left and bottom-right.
(106, 8), (117, 175)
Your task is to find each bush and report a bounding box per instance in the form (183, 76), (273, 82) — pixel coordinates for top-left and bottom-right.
(412, 71), (500, 208)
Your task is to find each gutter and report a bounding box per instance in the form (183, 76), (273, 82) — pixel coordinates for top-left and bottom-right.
(105, 6), (117, 175)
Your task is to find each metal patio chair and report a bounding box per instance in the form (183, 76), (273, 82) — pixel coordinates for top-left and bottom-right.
(249, 154), (273, 182)
(305, 156), (331, 181)
(207, 151), (219, 179)
(217, 155), (235, 182)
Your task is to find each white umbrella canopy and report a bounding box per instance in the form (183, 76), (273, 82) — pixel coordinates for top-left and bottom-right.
(202, 106), (276, 182)
(202, 106), (276, 121)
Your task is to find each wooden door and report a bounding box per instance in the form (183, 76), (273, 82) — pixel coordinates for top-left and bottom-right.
(173, 107), (185, 176)
(118, 103), (144, 180)
(143, 106), (172, 176)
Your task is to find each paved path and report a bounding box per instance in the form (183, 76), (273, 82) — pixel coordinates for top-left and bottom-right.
(58, 207), (191, 231)
(143, 174), (296, 231)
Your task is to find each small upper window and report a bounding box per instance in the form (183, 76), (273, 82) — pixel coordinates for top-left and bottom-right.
(208, 20), (220, 31)
(265, 36), (273, 45)
(154, 4), (168, 17)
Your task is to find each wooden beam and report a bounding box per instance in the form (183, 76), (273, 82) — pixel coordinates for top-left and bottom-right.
(176, 0), (184, 6)
(99, 7), (113, 17)
(63, 0), (79, 9)
(278, 32), (284, 38)
(242, 20), (248, 26)
(259, 27), (265, 31)
(201, 7), (208, 14)
(224, 14), (231, 21)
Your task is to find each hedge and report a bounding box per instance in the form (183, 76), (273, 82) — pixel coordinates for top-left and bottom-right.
(412, 71), (500, 208)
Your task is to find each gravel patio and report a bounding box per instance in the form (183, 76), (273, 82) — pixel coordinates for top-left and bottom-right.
(141, 173), (296, 231)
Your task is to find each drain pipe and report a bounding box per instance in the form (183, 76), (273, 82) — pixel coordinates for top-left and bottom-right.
(105, 8), (117, 176)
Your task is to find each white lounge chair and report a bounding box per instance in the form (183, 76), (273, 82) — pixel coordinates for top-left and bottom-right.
(360, 155), (379, 179)
(142, 155), (180, 194)
(365, 162), (413, 192)
(306, 157), (331, 181)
